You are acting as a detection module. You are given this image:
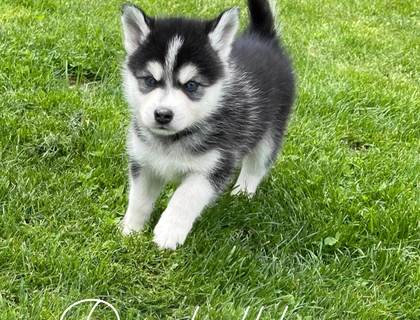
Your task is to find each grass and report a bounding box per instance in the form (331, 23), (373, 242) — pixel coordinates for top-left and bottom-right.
(1, 0), (419, 318)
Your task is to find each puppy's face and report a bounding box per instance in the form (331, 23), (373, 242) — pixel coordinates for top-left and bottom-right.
(121, 4), (239, 136)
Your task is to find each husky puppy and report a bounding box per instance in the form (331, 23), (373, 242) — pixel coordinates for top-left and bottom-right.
(120, 0), (295, 249)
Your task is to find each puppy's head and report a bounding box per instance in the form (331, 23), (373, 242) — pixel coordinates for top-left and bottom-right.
(121, 4), (239, 136)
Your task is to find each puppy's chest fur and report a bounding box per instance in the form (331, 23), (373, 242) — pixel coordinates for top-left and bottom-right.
(129, 131), (221, 181)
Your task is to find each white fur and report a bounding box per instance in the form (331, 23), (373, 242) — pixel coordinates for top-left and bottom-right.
(208, 7), (239, 60)
(145, 61), (164, 81)
(153, 173), (215, 249)
(193, 80), (225, 119)
(122, 170), (164, 235)
(122, 67), (143, 114)
(177, 64), (199, 84)
(128, 132), (221, 181)
(232, 133), (275, 196)
(121, 5), (150, 55)
(269, 0), (281, 35)
(165, 36), (184, 82)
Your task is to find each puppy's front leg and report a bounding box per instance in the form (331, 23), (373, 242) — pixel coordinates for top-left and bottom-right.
(153, 173), (216, 250)
(122, 165), (164, 236)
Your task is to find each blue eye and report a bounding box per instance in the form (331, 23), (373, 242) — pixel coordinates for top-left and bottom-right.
(144, 76), (157, 87)
(184, 81), (199, 92)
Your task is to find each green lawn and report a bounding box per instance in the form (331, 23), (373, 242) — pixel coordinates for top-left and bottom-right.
(1, 0), (419, 318)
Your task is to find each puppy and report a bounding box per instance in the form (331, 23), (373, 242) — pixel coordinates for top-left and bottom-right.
(120, 0), (295, 249)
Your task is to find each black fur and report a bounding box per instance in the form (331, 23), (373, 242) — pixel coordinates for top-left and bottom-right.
(247, 0), (278, 39)
(129, 158), (142, 179)
(209, 153), (236, 192)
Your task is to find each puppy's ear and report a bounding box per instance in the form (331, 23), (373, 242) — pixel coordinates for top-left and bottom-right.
(208, 7), (239, 60)
(121, 4), (151, 55)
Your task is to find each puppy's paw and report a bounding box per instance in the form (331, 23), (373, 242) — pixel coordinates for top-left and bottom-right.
(230, 185), (255, 198)
(153, 216), (192, 250)
(230, 185), (245, 196)
(121, 214), (147, 236)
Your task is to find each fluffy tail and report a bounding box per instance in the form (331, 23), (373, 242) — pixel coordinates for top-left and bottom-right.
(247, 0), (278, 38)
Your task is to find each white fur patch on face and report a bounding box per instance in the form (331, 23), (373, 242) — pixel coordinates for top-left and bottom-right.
(146, 61), (164, 81)
(122, 66), (145, 113)
(177, 64), (199, 84)
(123, 65), (166, 125)
(165, 36), (184, 82)
(153, 88), (195, 133)
(195, 80), (224, 119)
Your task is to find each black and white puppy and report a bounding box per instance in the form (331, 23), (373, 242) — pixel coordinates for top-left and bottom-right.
(120, 0), (295, 249)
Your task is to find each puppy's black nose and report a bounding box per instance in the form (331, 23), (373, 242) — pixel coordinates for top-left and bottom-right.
(154, 108), (173, 125)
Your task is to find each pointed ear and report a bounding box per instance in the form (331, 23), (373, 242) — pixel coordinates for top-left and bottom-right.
(121, 4), (151, 55)
(208, 7), (239, 60)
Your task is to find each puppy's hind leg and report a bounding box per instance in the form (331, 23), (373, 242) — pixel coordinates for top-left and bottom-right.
(122, 161), (165, 236)
(231, 134), (278, 197)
